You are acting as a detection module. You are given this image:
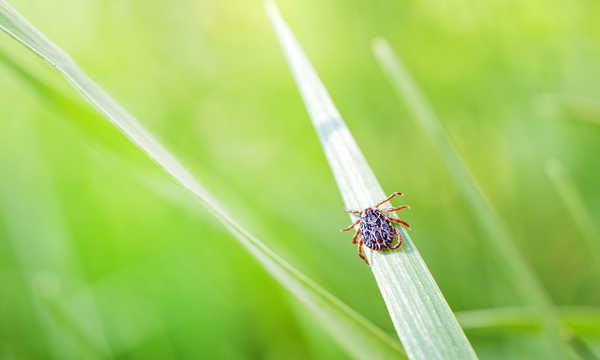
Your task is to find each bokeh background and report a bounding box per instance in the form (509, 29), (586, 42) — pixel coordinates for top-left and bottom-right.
(1, 0), (599, 359)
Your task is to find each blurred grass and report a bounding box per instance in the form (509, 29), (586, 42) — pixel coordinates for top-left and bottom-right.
(546, 159), (600, 263)
(1, 0), (600, 359)
(457, 307), (600, 338)
(373, 39), (579, 359)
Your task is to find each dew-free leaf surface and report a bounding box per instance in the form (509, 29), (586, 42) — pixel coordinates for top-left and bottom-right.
(266, 3), (477, 359)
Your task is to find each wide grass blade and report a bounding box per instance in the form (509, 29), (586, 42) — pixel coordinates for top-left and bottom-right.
(546, 159), (600, 262)
(266, 3), (477, 359)
(373, 38), (578, 359)
(0, 2), (404, 359)
(457, 307), (600, 338)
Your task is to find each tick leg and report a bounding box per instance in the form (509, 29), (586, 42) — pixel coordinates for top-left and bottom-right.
(344, 209), (361, 214)
(390, 228), (403, 249)
(341, 219), (360, 232)
(375, 192), (403, 208)
(387, 217), (410, 228)
(358, 239), (369, 265)
(380, 205), (408, 213)
(352, 228), (360, 244)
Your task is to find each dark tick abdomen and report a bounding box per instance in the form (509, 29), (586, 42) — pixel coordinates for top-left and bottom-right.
(360, 208), (395, 250)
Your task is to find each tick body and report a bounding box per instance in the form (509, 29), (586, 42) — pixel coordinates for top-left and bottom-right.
(341, 192), (410, 265)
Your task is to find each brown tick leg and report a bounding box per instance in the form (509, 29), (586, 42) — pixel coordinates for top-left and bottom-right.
(387, 217), (410, 228)
(341, 219), (360, 232)
(352, 228), (360, 244)
(380, 205), (408, 212)
(375, 192), (403, 208)
(358, 239), (369, 265)
(391, 228), (403, 249)
(344, 209), (361, 214)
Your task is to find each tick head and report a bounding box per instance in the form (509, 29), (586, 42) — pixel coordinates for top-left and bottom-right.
(361, 207), (376, 219)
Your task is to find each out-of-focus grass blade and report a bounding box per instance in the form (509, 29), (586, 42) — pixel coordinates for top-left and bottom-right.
(0, 122), (111, 358)
(0, 2), (404, 359)
(145, 175), (405, 360)
(0, 50), (137, 155)
(266, 3), (477, 359)
(546, 159), (600, 263)
(561, 97), (600, 126)
(534, 94), (600, 127)
(457, 307), (600, 338)
(373, 38), (578, 359)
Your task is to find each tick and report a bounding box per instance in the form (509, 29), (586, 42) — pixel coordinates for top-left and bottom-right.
(341, 192), (410, 265)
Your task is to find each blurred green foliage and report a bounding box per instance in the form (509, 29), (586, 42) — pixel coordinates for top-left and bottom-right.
(0, 0), (599, 358)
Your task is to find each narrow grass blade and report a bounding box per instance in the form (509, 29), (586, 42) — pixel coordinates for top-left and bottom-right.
(456, 307), (600, 338)
(373, 38), (578, 359)
(145, 174), (406, 360)
(0, 49), (135, 155)
(266, 3), (477, 359)
(0, 2), (404, 359)
(546, 159), (600, 262)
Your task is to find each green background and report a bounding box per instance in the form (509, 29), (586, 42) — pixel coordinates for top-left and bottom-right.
(1, 0), (599, 358)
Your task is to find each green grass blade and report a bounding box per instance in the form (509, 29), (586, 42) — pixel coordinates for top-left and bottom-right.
(266, 3), (477, 359)
(0, 49), (136, 156)
(145, 174), (406, 360)
(373, 38), (578, 359)
(457, 307), (600, 338)
(0, 2), (404, 359)
(546, 159), (600, 262)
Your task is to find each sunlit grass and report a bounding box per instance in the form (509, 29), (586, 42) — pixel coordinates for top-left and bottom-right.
(0, 0), (599, 358)
(267, 3), (476, 359)
(0, 2), (404, 358)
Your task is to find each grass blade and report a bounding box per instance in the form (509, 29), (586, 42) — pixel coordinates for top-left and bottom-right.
(457, 307), (600, 338)
(144, 174), (405, 360)
(373, 38), (578, 359)
(0, 2), (404, 359)
(546, 159), (600, 262)
(266, 3), (477, 359)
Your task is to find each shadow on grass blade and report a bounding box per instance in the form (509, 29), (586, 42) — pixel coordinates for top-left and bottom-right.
(373, 38), (578, 360)
(0, 2), (403, 359)
(266, 3), (477, 359)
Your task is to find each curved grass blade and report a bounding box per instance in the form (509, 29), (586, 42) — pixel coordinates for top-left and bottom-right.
(373, 38), (578, 359)
(457, 307), (600, 338)
(546, 159), (600, 263)
(0, 2), (404, 359)
(265, 3), (477, 359)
